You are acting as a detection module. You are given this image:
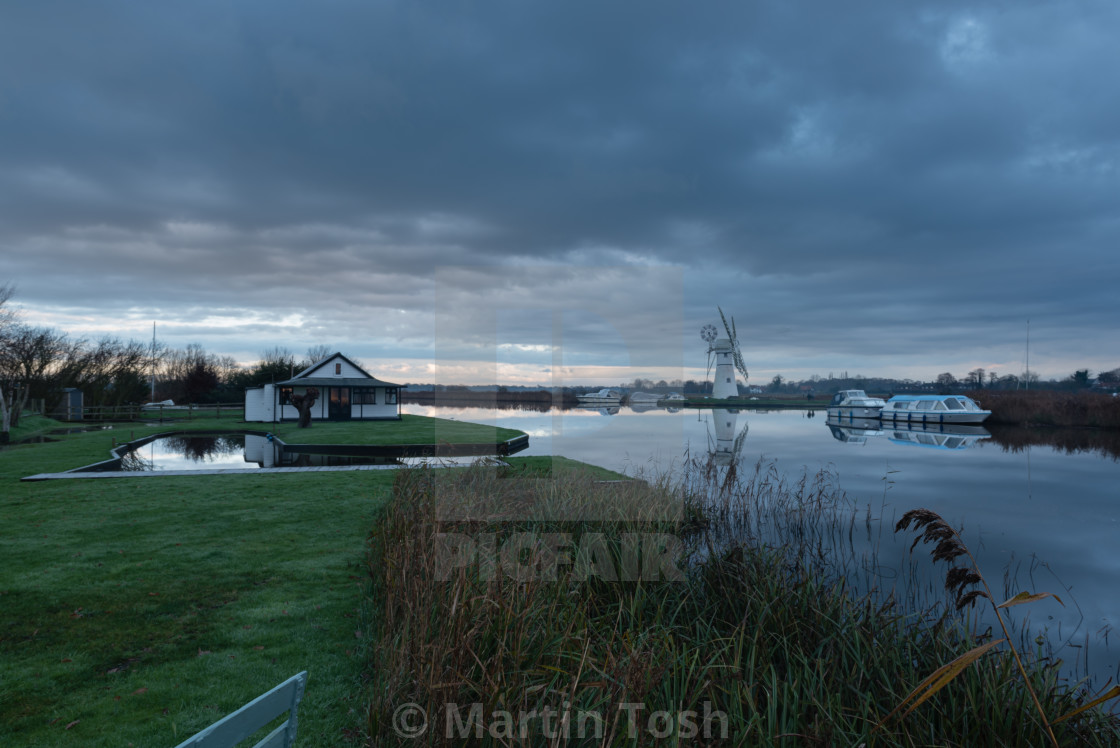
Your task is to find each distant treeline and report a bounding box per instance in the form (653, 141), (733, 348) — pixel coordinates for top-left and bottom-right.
(968, 390), (1120, 429)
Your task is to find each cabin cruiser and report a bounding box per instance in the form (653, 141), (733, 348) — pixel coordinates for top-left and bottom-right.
(880, 395), (991, 424)
(576, 388), (623, 405)
(627, 392), (661, 405)
(826, 390), (886, 419)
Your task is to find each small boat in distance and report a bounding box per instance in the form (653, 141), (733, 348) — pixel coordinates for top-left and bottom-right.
(577, 388), (623, 405)
(826, 390), (886, 419)
(880, 395), (991, 424)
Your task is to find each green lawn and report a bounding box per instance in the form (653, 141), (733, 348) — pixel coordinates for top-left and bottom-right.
(0, 415), (608, 747)
(1, 419), (397, 747)
(271, 414), (523, 446)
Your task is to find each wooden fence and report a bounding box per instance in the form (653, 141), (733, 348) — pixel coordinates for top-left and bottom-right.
(52, 403), (245, 422)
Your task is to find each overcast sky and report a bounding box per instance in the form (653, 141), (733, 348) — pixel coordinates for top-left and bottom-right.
(2, 1), (1117, 385)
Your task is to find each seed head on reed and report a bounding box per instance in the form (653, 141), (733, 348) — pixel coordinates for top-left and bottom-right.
(895, 509), (989, 610)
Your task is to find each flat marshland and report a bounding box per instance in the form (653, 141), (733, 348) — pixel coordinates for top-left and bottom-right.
(3, 415), (1118, 745)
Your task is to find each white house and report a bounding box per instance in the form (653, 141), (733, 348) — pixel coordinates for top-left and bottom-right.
(244, 352), (404, 422)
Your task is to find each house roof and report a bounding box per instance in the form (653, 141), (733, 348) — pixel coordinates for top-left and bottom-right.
(291, 352), (373, 380)
(276, 377), (404, 388)
(278, 352), (405, 388)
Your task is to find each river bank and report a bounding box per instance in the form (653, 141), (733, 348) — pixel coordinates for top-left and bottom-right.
(966, 389), (1120, 428)
(366, 459), (1120, 746)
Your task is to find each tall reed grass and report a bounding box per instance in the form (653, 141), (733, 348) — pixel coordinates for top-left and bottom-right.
(363, 458), (1120, 746)
(971, 390), (1120, 429)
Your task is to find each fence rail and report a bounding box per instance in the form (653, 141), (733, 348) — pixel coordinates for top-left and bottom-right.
(53, 403), (245, 422)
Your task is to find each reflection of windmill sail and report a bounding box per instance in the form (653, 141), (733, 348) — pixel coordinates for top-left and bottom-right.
(707, 409), (748, 465)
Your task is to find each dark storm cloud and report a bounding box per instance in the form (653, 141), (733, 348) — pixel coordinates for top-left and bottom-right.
(2, 0), (1118, 378)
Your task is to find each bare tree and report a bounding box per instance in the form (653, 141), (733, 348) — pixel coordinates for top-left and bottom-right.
(305, 345), (333, 366)
(289, 387), (320, 428)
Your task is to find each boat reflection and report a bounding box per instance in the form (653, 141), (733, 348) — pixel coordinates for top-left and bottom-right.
(826, 418), (991, 450)
(574, 405), (620, 416)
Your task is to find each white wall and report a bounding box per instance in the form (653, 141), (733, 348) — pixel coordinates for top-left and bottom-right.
(244, 385), (276, 422)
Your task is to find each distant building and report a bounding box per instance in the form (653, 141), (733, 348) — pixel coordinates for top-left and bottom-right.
(244, 352), (404, 422)
(51, 388), (84, 421)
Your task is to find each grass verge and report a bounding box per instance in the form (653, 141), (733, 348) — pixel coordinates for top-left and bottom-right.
(1, 419), (396, 747)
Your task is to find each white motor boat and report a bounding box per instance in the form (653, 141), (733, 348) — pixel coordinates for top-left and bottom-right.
(880, 395), (991, 424)
(576, 388), (623, 405)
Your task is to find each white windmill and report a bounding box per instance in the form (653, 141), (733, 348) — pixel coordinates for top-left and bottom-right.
(704, 307), (747, 400)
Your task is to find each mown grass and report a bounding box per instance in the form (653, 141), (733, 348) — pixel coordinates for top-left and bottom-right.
(0, 416), (424, 747)
(272, 414), (523, 447)
(365, 461), (1120, 746)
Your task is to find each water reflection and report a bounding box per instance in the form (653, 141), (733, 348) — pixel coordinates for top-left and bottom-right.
(826, 418), (991, 450)
(400, 403), (1120, 687)
(987, 423), (1120, 461)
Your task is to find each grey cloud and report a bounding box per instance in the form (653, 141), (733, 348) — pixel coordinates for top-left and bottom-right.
(2, 0), (1118, 379)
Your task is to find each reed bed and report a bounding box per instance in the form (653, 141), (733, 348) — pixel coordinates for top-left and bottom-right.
(971, 390), (1120, 429)
(363, 459), (1120, 746)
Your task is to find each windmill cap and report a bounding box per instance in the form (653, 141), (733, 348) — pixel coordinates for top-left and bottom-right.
(713, 338), (733, 349)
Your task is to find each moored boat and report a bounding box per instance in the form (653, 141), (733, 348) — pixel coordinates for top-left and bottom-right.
(879, 395), (990, 424)
(577, 388), (623, 405)
(826, 390), (886, 419)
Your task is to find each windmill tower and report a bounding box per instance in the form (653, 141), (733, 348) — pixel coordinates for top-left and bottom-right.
(702, 307), (748, 400)
(711, 339), (737, 399)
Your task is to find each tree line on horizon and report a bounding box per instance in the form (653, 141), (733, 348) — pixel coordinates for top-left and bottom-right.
(0, 285), (362, 436)
(2, 284), (1116, 438)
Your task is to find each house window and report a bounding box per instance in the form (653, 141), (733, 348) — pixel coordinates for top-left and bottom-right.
(335, 363), (342, 375)
(353, 387), (378, 405)
(385, 388), (398, 405)
(278, 387), (293, 405)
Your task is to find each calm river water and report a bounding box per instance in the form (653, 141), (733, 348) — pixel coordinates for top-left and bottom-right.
(404, 402), (1120, 688)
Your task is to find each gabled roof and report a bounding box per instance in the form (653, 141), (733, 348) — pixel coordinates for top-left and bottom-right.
(277, 352), (405, 388)
(277, 377), (404, 387)
(291, 352), (373, 380)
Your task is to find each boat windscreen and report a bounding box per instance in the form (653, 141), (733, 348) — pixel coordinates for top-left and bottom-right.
(945, 398), (964, 410)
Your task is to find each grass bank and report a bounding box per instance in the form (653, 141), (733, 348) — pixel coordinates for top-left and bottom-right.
(366, 461), (1120, 746)
(0, 420), (397, 747)
(271, 414), (523, 447)
(969, 390), (1120, 428)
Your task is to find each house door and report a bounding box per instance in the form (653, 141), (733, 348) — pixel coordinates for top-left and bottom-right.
(328, 387), (350, 420)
